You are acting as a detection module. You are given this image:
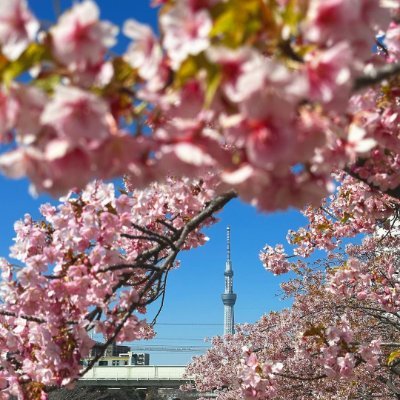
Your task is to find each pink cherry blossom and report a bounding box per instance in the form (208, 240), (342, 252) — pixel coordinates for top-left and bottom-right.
(50, 0), (118, 68)
(160, 0), (212, 69)
(10, 84), (47, 142)
(306, 42), (352, 108)
(305, 0), (391, 58)
(345, 123), (377, 158)
(0, 90), (17, 142)
(385, 22), (400, 61)
(123, 19), (162, 80)
(0, 0), (39, 60)
(260, 244), (291, 275)
(206, 46), (264, 103)
(41, 85), (111, 145)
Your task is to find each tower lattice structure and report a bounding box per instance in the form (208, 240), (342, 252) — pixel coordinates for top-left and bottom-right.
(221, 226), (237, 335)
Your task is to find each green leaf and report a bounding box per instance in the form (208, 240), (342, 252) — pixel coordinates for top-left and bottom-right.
(388, 349), (400, 365)
(175, 57), (199, 87)
(204, 65), (222, 108)
(209, 0), (266, 47)
(205, 70), (222, 108)
(112, 57), (137, 87)
(281, 0), (300, 32)
(174, 54), (222, 107)
(1, 43), (49, 85)
(290, 234), (304, 244)
(33, 74), (61, 93)
(316, 223), (330, 232)
(340, 212), (352, 224)
(303, 324), (325, 338)
(211, 8), (237, 37)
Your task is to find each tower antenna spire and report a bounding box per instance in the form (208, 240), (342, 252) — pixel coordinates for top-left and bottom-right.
(227, 225), (231, 262)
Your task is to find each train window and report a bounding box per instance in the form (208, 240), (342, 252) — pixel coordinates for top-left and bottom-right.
(98, 361), (108, 366)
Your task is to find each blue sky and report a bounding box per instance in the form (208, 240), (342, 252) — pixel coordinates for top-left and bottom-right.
(0, 1), (312, 365)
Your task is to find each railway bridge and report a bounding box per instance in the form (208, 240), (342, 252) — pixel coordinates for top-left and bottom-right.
(79, 365), (216, 398)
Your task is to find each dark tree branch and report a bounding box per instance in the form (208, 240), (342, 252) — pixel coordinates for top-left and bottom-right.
(150, 270), (169, 326)
(0, 310), (45, 324)
(156, 218), (179, 234)
(353, 62), (400, 92)
(345, 166), (400, 201)
(79, 190), (237, 377)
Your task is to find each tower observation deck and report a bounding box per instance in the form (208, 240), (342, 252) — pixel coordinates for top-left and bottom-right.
(221, 226), (237, 335)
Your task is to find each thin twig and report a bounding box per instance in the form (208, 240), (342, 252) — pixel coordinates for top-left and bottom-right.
(273, 371), (327, 381)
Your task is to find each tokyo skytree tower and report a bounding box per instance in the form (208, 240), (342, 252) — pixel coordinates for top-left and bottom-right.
(221, 226), (237, 335)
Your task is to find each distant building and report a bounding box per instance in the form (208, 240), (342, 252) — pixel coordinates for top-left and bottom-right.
(85, 342), (150, 366)
(89, 341), (131, 358)
(131, 352), (150, 365)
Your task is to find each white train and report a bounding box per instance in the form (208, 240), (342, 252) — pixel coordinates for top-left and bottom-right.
(81, 365), (188, 380)
(82, 351), (150, 367)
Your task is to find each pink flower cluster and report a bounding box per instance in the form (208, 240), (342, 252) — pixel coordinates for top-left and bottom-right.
(239, 347), (283, 400)
(0, 1), (145, 196)
(328, 238), (400, 312)
(0, 175), (220, 398)
(259, 171), (400, 276)
(259, 244), (291, 275)
(299, 317), (357, 378)
(188, 233), (399, 400)
(0, 0), (397, 213)
(299, 317), (381, 380)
